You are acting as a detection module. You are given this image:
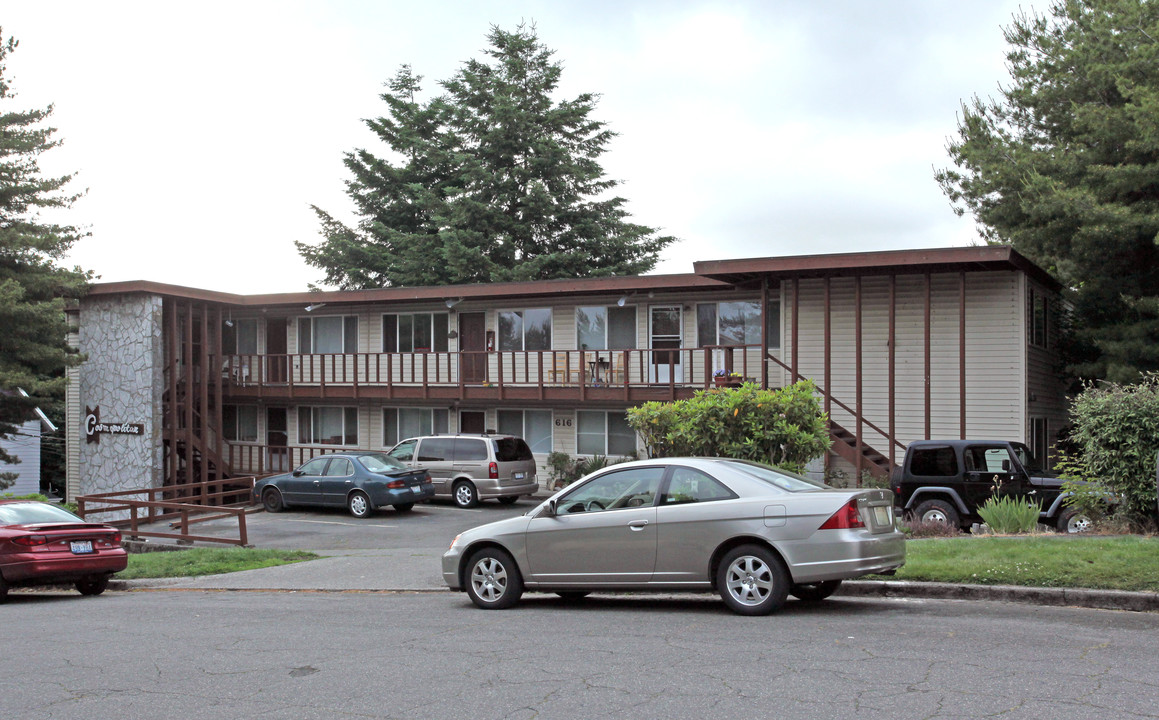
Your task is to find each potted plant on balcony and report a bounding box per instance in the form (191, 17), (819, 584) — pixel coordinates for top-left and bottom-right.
(713, 370), (743, 388)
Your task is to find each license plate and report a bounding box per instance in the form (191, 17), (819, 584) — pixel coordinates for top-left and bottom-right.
(873, 506), (891, 526)
(70, 540), (93, 554)
(514, 472), (525, 480)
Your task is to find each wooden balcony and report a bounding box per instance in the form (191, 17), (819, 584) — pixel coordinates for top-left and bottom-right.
(216, 346), (770, 405)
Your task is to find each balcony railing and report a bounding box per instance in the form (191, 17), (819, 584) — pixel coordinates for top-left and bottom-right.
(217, 345), (771, 394)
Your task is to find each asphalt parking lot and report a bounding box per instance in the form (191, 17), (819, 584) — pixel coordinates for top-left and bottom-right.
(191, 497), (537, 552)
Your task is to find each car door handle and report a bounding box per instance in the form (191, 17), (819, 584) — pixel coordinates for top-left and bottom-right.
(628, 520), (649, 531)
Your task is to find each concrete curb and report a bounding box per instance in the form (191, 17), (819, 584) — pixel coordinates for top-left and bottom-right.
(840, 580), (1159, 613)
(105, 576), (1159, 613)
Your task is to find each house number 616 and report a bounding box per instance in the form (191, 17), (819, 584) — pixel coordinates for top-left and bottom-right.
(554, 418), (573, 427)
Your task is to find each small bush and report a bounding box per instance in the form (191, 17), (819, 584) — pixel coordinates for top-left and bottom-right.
(1067, 374), (1159, 522)
(545, 452), (633, 489)
(977, 494), (1041, 534)
(626, 380), (830, 473)
(902, 516), (962, 538)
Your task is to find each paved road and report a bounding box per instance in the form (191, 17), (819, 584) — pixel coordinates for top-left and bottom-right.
(3, 589), (1157, 720)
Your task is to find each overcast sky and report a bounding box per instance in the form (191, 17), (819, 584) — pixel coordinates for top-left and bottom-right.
(3, 0), (1029, 294)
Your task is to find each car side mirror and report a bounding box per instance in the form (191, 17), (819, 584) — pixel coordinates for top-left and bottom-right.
(292, 470), (304, 477)
(1002, 459), (1010, 472)
(545, 499), (557, 517)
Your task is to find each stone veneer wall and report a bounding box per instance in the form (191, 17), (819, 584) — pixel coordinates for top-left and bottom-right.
(76, 295), (165, 499)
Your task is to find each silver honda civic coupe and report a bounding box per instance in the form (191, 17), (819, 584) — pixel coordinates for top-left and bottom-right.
(443, 457), (905, 615)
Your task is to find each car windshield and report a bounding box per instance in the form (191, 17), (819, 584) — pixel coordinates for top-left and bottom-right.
(356, 453), (407, 473)
(1010, 443), (1044, 473)
(0, 502), (85, 526)
(721, 460), (829, 492)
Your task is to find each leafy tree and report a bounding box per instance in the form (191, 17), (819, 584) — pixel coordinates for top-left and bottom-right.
(0, 32), (90, 489)
(298, 24), (675, 289)
(936, 0), (1159, 382)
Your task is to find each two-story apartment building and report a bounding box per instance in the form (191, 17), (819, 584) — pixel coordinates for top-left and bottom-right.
(64, 246), (1069, 501)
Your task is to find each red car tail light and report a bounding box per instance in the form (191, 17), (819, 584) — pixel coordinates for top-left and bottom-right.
(819, 499), (866, 530)
(387, 480), (407, 489)
(12, 534), (48, 547)
(109, 531), (123, 544)
(488, 462), (498, 479)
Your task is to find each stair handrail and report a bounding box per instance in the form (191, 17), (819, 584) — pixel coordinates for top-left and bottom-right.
(765, 351), (906, 457)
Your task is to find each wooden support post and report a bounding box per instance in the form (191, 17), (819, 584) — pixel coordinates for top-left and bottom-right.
(855, 275), (863, 483)
(761, 277), (769, 389)
(889, 275), (896, 470)
(924, 273), (932, 440)
(824, 277), (831, 474)
(791, 279), (799, 381)
(960, 271), (967, 440)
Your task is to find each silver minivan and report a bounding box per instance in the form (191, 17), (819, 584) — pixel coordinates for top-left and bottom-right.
(387, 434), (539, 508)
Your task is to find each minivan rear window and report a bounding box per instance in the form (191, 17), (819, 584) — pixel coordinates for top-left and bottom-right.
(493, 437), (533, 461)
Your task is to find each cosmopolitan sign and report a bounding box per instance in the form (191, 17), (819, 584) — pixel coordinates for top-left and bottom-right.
(84, 406), (144, 444)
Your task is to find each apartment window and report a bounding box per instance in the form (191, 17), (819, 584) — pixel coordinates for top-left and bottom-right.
(299, 316), (358, 354)
(222, 318), (258, 355)
(222, 405), (258, 443)
(577, 306), (636, 351)
(497, 409), (553, 454)
(1031, 290), (1048, 348)
(298, 406), (358, 445)
(383, 313), (449, 353)
(697, 300), (777, 348)
(497, 309), (552, 351)
(383, 408), (449, 446)
(576, 411), (636, 457)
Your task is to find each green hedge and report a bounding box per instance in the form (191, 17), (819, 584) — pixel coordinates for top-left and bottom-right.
(1067, 375), (1159, 520)
(625, 381), (830, 473)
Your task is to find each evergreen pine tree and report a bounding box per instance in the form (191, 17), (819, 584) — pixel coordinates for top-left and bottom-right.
(298, 24), (675, 289)
(937, 0), (1159, 382)
(0, 32), (90, 488)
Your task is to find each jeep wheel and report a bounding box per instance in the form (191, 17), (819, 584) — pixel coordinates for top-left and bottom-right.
(1056, 508), (1093, 534)
(913, 499), (960, 529)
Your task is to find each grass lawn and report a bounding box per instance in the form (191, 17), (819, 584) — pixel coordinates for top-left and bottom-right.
(117, 547), (319, 579)
(876, 535), (1159, 593)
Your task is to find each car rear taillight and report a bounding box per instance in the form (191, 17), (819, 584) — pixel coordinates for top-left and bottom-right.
(12, 534), (48, 547)
(489, 462), (498, 479)
(109, 531), (122, 544)
(387, 480), (407, 489)
(819, 500), (866, 530)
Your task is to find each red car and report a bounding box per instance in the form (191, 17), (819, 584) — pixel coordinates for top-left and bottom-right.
(0, 500), (127, 602)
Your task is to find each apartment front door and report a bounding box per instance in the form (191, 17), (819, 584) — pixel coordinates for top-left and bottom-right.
(267, 407), (288, 473)
(459, 312), (487, 383)
(649, 305), (683, 383)
(266, 317), (288, 383)
(460, 410), (486, 434)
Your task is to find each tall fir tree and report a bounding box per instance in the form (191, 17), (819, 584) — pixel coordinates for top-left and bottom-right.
(0, 32), (90, 489)
(937, 0), (1159, 383)
(298, 24), (675, 289)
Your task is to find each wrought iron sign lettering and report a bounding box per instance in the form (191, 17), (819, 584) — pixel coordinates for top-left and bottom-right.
(84, 406), (144, 444)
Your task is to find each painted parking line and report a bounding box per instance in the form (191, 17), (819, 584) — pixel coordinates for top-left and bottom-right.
(292, 519), (398, 528)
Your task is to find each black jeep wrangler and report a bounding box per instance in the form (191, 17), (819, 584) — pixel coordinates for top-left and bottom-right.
(890, 439), (1089, 533)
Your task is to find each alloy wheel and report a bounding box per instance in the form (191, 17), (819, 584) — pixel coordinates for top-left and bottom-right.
(724, 555), (774, 607)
